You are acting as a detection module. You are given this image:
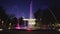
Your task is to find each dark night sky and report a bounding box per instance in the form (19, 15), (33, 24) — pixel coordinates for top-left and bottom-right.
(0, 0), (60, 18)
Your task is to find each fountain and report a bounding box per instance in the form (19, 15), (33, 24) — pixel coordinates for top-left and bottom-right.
(23, 0), (36, 29)
(15, 0), (36, 30)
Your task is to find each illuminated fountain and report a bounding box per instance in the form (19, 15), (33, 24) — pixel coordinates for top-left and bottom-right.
(15, 0), (36, 30)
(23, 0), (36, 29)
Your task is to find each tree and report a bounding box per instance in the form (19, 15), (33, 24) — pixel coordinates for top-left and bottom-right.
(0, 6), (10, 29)
(34, 8), (57, 25)
(43, 9), (55, 24)
(6, 14), (17, 29)
(12, 17), (18, 27)
(34, 9), (43, 25)
(50, 6), (60, 23)
(0, 6), (8, 21)
(19, 17), (24, 26)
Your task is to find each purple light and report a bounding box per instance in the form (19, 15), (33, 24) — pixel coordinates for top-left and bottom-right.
(30, 0), (33, 19)
(15, 23), (21, 29)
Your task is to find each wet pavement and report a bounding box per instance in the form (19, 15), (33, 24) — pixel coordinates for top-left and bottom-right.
(0, 29), (60, 34)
